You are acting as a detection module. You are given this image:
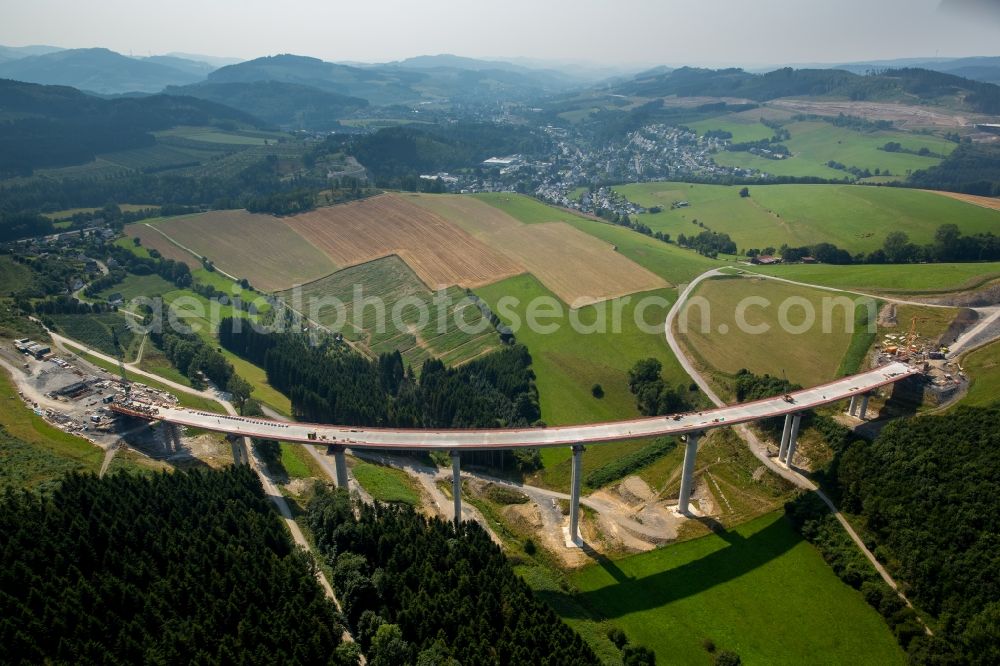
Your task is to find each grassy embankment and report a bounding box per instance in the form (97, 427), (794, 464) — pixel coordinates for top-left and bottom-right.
(0, 367), (103, 491)
(961, 341), (1000, 408)
(678, 276), (859, 389)
(87, 262), (292, 416)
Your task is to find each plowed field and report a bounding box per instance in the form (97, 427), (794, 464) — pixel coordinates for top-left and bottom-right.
(284, 194), (522, 290)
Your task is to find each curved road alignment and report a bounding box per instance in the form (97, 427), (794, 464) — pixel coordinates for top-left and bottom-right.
(736, 266), (1000, 358)
(129, 362), (915, 449)
(666, 269), (929, 623)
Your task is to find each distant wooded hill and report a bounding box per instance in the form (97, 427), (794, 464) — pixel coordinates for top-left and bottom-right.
(615, 66), (1000, 114)
(166, 80), (369, 130)
(342, 123), (551, 183)
(204, 54), (581, 106)
(0, 79), (262, 175)
(0, 48), (208, 94)
(832, 56), (1000, 85)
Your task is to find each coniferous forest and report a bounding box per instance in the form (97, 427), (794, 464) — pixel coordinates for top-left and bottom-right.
(307, 486), (600, 666)
(0, 467), (354, 665)
(219, 318), (540, 429)
(220, 319), (543, 470)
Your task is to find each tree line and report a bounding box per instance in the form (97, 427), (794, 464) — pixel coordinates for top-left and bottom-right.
(788, 406), (1000, 663)
(307, 486), (601, 665)
(219, 320), (543, 470)
(747, 224), (1000, 265)
(0, 467), (355, 665)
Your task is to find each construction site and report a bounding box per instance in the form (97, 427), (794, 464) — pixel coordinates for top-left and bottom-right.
(874, 304), (972, 405)
(1, 339), (232, 469)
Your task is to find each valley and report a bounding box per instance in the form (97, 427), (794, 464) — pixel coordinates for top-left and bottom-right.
(1, 13), (999, 664)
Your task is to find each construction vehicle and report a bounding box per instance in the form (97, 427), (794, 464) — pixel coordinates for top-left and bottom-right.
(906, 316), (928, 351)
(110, 326), (130, 400)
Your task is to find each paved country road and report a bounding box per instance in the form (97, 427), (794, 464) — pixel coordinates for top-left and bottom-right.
(665, 268), (927, 622)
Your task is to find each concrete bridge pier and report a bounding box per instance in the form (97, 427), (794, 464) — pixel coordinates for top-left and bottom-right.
(327, 444), (349, 489)
(848, 394), (859, 416)
(778, 413), (794, 461)
(858, 394), (871, 420)
(677, 432), (702, 515)
(451, 450), (462, 526)
(568, 444), (584, 546)
(781, 413), (803, 467)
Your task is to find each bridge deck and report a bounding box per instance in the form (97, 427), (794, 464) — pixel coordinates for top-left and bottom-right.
(117, 362), (919, 450)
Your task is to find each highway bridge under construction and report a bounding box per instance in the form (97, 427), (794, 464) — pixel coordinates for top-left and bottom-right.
(113, 361), (919, 545)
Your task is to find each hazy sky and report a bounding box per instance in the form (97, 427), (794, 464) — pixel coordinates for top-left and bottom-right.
(2, 0), (998, 67)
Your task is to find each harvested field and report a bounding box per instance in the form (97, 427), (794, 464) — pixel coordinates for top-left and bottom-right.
(923, 190), (1000, 212)
(146, 211), (338, 292)
(408, 194), (668, 306)
(284, 194), (522, 290)
(767, 99), (977, 129)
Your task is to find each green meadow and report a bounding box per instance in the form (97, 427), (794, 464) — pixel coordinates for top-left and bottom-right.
(740, 262), (1000, 293)
(617, 182), (1000, 254)
(351, 460), (422, 505)
(568, 511), (905, 665)
(698, 117), (955, 179)
(476, 274), (693, 478)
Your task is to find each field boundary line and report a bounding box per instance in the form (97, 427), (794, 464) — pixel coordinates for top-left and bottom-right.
(141, 223), (241, 283)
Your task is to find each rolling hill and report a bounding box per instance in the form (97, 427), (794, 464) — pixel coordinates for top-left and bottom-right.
(0, 47), (205, 94)
(615, 66), (1000, 114)
(0, 79), (263, 174)
(832, 56), (1000, 85)
(0, 44), (63, 64)
(166, 80), (368, 129)
(207, 53), (583, 106)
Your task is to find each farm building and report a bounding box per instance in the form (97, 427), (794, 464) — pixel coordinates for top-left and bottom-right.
(750, 255), (782, 265)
